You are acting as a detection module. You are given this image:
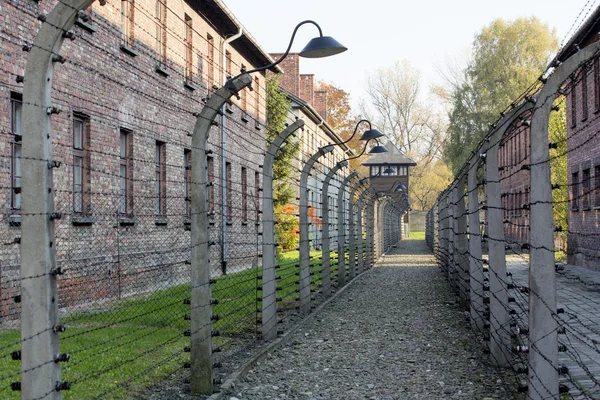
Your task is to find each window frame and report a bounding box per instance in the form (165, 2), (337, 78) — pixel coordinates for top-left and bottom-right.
(119, 129), (134, 216)
(582, 168), (591, 210)
(241, 166), (247, 221)
(121, 0), (134, 47)
(155, 0), (167, 62)
(184, 14), (193, 81)
(571, 171), (580, 211)
(10, 93), (22, 211)
(73, 113), (91, 215)
(184, 149), (191, 217)
(155, 141), (166, 216)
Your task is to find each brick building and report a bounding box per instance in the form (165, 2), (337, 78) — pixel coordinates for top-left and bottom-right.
(0, 0), (278, 322)
(553, 5), (600, 269)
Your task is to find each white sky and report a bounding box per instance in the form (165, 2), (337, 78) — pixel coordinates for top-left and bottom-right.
(224, 0), (598, 110)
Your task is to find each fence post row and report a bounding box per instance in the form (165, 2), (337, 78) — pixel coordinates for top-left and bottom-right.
(523, 40), (600, 400)
(190, 74), (252, 394)
(337, 172), (358, 288)
(299, 145), (334, 313)
(261, 120), (305, 341)
(20, 0), (96, 398)
(321, 161), (348, 298)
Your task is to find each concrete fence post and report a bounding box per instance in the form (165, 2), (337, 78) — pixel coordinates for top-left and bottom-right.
(456, 174), (469, 307)
(321, 161), (347, 298)
(447, 190), (455, 283)
(484, 141), (511, 367)
(467, 157), (485, 333)
(20, 0), (94, 398)
(190, 74), (252, 394)
(347, 180), (365, 282)
(356, 189), (369, 274)
(321, 160), (348, 298)
(299, 145), (334, 313)
(337, 172), (357, 289)
(261, 120), (305, 341)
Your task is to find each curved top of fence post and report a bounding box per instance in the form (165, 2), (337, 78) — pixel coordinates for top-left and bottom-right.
(264, 120), (305, 173)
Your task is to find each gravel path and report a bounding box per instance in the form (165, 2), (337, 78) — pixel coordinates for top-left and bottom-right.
(224, 240), (512, 400)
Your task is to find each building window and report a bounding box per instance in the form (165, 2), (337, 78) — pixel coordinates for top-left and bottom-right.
(73, 114), (90, 214)
(254, 77), (260, 117)
(225, 50), (232, 77)
(184, 14), (193, 81)
(207, 156), (215, 215)
(595, 165), (600, 208)
(10, 93), (22, 210)
(184, 149), (191, 217)
(582, 168), (591, 210)
(255, 171), (260, 218)
(155, 141), (166, 215)
(571, 171), (579, 211)
(226, 162), (232, 221)
(119, 129), (133, 215)
(121, 0), (134, 47)
(207, 34), (214, 87)
(241, 64), (247, 112)
(571, 77), (577, 128)
(595, 58), (600, 112)
(241, 167), (247, 221)
(155, 0), (167, 62)
(582, 64), (588, 121)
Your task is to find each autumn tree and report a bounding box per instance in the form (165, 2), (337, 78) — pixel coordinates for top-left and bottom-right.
(409, 157), (454, 210)
(444, 17), (559, 173)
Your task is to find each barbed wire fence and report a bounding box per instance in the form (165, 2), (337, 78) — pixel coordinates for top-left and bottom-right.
(0, 0), (405, 397)
(427, 41), (600, 400)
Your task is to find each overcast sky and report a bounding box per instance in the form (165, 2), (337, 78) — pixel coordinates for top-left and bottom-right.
(225, 0), (598, 109)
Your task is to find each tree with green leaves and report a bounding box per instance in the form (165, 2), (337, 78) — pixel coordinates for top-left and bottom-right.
(266, 74), (297, 207)
(444, 17), (559, 173)
(549, 99), (567, 252)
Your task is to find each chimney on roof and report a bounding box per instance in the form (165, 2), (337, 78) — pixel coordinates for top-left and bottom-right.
(270, 53), (299, 97)
(314, 90), (328, 121)
(299, 74), (315, 105)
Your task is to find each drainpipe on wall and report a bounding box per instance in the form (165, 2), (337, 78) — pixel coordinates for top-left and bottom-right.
(221, 28), (243, 275)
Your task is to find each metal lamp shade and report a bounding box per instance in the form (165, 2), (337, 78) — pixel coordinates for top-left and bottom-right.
(394, 185), (404, 192)
(359, 128), (384, 141)
(383, 167), (396, 175)
(299, 36), (348, 58)
(368, 145), (388, 154)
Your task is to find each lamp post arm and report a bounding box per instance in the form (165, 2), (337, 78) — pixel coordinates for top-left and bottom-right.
(338, 119), (372, 146)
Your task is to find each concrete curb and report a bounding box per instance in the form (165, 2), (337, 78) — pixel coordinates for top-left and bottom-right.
(207, 267), (375, 400)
